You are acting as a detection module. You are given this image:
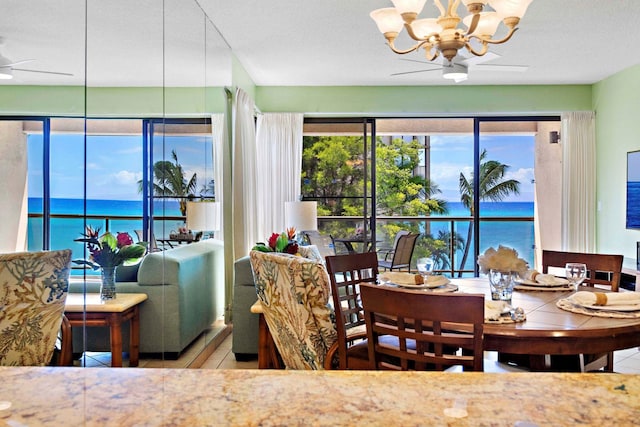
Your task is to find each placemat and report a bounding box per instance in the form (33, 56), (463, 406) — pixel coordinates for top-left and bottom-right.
(556, 298), (640, 318)
(514, 284), (573, 292)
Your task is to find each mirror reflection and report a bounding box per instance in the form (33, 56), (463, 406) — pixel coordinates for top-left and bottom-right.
(0, 0), (231, 368)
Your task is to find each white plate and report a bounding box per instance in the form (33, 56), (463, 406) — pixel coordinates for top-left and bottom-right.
(581, 304), (640, 312)
(382, 276), (450, 289)
(514, 284), (572, 292)
(516, 277), (570, 287)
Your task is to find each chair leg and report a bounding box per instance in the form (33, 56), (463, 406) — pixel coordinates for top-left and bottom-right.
(58, 315), (73, 366)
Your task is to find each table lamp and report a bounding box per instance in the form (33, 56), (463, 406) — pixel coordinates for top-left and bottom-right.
(285, 201), (317, 244)
(186, 201), (220, 239)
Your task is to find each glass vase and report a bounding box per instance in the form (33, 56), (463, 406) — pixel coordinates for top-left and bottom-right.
(100, 266), (117, 301)
(488, 269), (515, 304)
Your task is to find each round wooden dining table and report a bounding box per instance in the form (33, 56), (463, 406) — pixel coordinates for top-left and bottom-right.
(453, 277), (640, 369)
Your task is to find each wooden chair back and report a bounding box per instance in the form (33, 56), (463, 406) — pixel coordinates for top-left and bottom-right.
(360, 283), (485, 372)
(541, 250), (623, 292)
(325, 252), (379, 369)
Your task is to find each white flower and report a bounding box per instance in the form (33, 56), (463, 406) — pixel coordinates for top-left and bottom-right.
(477, 245), (528, 275)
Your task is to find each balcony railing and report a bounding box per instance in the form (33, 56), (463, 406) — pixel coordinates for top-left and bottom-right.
(29, 213), (534, 278)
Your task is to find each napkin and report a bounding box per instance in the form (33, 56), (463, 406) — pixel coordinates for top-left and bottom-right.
(379, 272), (423, 285)
(567, 291), (640, 306)
(485, 300), (510, 321)
(425, 275), (449, 287)
(535, 274), (566, 286)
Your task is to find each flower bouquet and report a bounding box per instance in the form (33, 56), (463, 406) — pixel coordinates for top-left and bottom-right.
(477, 245), (528, 275)
(252, 227), (299, 255)
(74, 226), (147, 300)
(478, 245), (528, 302)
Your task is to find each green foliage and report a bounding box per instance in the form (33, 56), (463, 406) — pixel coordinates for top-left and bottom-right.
(457, 149), (521, 273)
(138, 149), (197, 216)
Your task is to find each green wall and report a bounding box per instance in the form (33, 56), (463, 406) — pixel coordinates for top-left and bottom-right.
(593, 63), (640, 262)
(256, 85), (592, 115)
(0, 86), (227, 117)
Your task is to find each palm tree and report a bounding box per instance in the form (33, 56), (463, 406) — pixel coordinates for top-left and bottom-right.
(139, 150), (197, 216)
(457, 149), (520, 276)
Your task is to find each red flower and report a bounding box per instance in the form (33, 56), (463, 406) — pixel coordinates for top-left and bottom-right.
(267, 233), (280, 250)
(284, 242), (299, 254)
(116, 232), (134, 248)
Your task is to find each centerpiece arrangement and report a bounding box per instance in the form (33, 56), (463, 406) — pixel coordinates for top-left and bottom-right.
(74, 226), (147, 300)
(477, 245), (528, 302)
(252, 227), (299, 254)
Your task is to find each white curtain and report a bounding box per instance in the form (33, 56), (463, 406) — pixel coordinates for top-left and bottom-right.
(232, 88), (258, 258)
(255, 113), (304, 238)
(561, 111), (596, 252)
(211, 113), (225, 240)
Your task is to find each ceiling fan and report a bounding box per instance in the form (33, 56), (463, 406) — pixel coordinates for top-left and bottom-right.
(392, 52), (528, 83)
(0, 37), (73, 80)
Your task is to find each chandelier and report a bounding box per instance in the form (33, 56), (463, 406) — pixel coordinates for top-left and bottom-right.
(370, 0), (533, 64)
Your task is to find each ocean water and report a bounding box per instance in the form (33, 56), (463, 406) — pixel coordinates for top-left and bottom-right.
(28, 198), (182, 274)
(627, 181), (640, 229)
(28, 198), (534, 274)
(431, 201), (534, 272)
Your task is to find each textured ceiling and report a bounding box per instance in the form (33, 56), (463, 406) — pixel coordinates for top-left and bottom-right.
(1, 0), (640, 87)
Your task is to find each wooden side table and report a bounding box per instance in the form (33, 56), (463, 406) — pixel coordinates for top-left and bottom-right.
(64, 293), (148, 367)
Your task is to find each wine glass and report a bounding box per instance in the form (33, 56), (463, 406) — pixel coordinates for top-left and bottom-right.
(565, 263), (587, 290)
(416, 257), (434, 278)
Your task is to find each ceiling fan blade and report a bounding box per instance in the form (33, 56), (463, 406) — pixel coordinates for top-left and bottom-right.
(473, 64), (528, 73)
(460, 52), (501, 66)
(4, 59), (35, 67)
(391, 68), (442, 76)
(12, 68), (74, 76)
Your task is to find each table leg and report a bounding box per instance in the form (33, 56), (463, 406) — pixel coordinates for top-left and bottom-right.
(108, 313), (123, 367)
(129, 306), (140, 367)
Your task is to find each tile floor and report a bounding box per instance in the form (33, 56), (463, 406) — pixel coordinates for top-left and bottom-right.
(75, 330), (640, 373)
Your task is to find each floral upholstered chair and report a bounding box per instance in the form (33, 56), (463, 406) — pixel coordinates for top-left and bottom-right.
(0, 249), (72, 366)
(249, 250), (337, 369)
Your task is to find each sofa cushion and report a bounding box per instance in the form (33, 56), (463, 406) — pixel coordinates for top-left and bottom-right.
(116, 262), (141, 282)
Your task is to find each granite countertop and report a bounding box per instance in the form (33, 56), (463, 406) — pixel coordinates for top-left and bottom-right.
(1, 367), (638, 426)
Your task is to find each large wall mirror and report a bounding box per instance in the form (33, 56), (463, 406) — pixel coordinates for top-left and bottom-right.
(0, 0), (231, 368)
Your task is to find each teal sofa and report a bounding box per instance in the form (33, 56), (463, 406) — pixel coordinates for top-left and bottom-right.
(69, 239), (225, 357)
(231, 256), (259, 359)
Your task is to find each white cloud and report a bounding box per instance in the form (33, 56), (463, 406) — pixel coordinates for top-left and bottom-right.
(113, 170), (142, 185)
(506, 167), (534, 185)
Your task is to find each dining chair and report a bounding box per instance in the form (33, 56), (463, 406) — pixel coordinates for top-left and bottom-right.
(378, 232), (419, 272)
(542, 249), (624, 372)
(542, 250), (623, 292)
(376, 230), (409, 262)
(302, 230), (339, 260)
(325, 252), (379, 370)
(0, 249), (73, 366)
(359, 283), (526, 373)
(360, 283), (486, 371)
(249, 250), (338, 370)
(135, 229), (163, 252)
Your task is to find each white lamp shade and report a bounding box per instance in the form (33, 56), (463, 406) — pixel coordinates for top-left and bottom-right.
(285, 201), (318, 232)
(488, 0), (532, 19)
(186, 201), (220, 231)
(370, 8), (405, 35)
(463, 11), (502, 37)
(391, 0), (427, 15)
(410, 18), (442, 39)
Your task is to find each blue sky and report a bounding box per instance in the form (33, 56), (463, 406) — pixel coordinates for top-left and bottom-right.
(628, 150), (640, 182)
(430, 134), (535, 202)
(29, 132), (533, 203)
(28, 134), (213, 200)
